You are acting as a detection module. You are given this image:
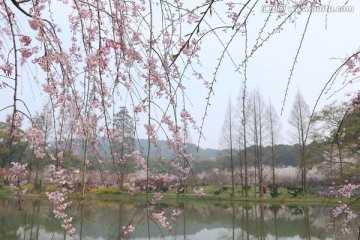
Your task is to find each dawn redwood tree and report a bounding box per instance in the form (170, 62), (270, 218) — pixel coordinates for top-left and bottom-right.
(237, 125), (245, 196)
(267, 100), (281, 191)
(288, 90), (311, 196)
(219, 98), (235, 197)
(237, 86), (250, 197)
(247, 89), (267, 198)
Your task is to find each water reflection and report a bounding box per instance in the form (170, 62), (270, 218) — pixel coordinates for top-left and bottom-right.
(0, 198), (357, 239)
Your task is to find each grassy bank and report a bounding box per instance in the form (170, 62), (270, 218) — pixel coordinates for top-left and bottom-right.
(1, 184), (359, 207)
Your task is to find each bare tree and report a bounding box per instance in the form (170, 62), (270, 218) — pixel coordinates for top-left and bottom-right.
(219, 98), (235, 197)
(248, 89), (267, 198)
(288, 90), (311, 196)
(237, 86), (249, 197)
(267, 100), (281, 192)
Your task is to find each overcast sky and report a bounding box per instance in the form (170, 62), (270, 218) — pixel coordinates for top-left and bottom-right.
(1, 0), (359, 150)
(186, 0), (360, 149)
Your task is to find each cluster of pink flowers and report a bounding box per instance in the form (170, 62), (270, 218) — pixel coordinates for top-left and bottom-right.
(6, 113), (23, 128)
(46, 190), (76, 237)
(336, 183), (359, 198)
(25, 127), (45, 146)
(328, 181), (360, 235)
(170, 161), (190, 175)
(122, 224), (135, 235)
(28, 17), (42, 30)
(0, 63), (13, 76)
(347, 91), (360, 113)
(9, 162), (28, 193)
(19, 35), (31, 46)
(151, 192), (163, 204)
(171, 208), (182, 222)
(126, 185), (140, 195)
(345, 54), (360, 75)
(152, 211), (172, 232)
(193, 187), (205, 197)
(331, 202), (358, 234)
(45, 165), (75, 236)
(9, 162), (28, 210)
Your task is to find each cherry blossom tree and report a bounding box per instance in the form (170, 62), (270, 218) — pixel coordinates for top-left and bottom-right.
(1, 0), (360, 237)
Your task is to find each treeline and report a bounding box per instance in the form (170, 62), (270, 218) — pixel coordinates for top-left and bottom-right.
(216, 88), (360, 197)
(0, 94), (359, 197)
(192, 143), (321, 173)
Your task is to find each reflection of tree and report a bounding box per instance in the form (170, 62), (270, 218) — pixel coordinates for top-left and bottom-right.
(259, 204), (266, 240)
(301, 205), (311, 240)
(0, 213), (22, 240)
(0, 199), (356, 239)
(287, 204), (303, 215)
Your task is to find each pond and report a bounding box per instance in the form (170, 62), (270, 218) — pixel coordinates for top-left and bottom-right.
(0, 197), (358, 240)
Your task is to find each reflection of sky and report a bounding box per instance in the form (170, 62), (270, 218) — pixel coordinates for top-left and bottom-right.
(132, 228), (335, 240)
(15, 227), (335, 240)
(4, 199), (359, 240)
(17, 227), (106, 240)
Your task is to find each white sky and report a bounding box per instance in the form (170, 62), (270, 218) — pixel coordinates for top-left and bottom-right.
(1, 0), (359, 150)
(185, 0), (360, 149)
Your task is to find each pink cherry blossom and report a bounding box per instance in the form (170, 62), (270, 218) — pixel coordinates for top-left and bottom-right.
(19, 36), (31, 46)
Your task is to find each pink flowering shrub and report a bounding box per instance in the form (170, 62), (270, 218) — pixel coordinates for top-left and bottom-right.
(327, 181), (360, 235)
(9, 162), (28, 210)
(9, 162), (28, 193)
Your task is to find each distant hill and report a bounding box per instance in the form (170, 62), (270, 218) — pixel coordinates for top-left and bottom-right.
(54, 137), (322, 170)
(134, 140), (310, 168)
(134, 139), (220, 161)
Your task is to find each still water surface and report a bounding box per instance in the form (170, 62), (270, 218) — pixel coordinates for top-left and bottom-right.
(0, 197), (358, 240)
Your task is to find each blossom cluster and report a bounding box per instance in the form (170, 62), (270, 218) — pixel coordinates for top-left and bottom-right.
(9, 162), (28, 210)
(152, 211), (172, 233)
(328, 182), (360, 235)
(9, 162), (28, 193)
(46, 190), (76, 237)
(46, 165), (75, 237)
(193, 187), (205, 197)
(122, 225), (135, 236)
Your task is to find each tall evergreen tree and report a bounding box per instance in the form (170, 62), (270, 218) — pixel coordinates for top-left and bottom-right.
(113, 107), (135, 187)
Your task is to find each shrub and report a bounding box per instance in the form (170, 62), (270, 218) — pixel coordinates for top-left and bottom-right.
(89, 186), (120, 194)
(22, 183), (34, 192)
(44, 184), (58, 192)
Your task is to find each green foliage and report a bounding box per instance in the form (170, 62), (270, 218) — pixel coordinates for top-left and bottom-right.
(0, 122), (28, 168)
(22, 183), (35, 192)
(269, 187), (281, 198)
(44, 184), (58, 192)
(340, 108), (360, 154)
